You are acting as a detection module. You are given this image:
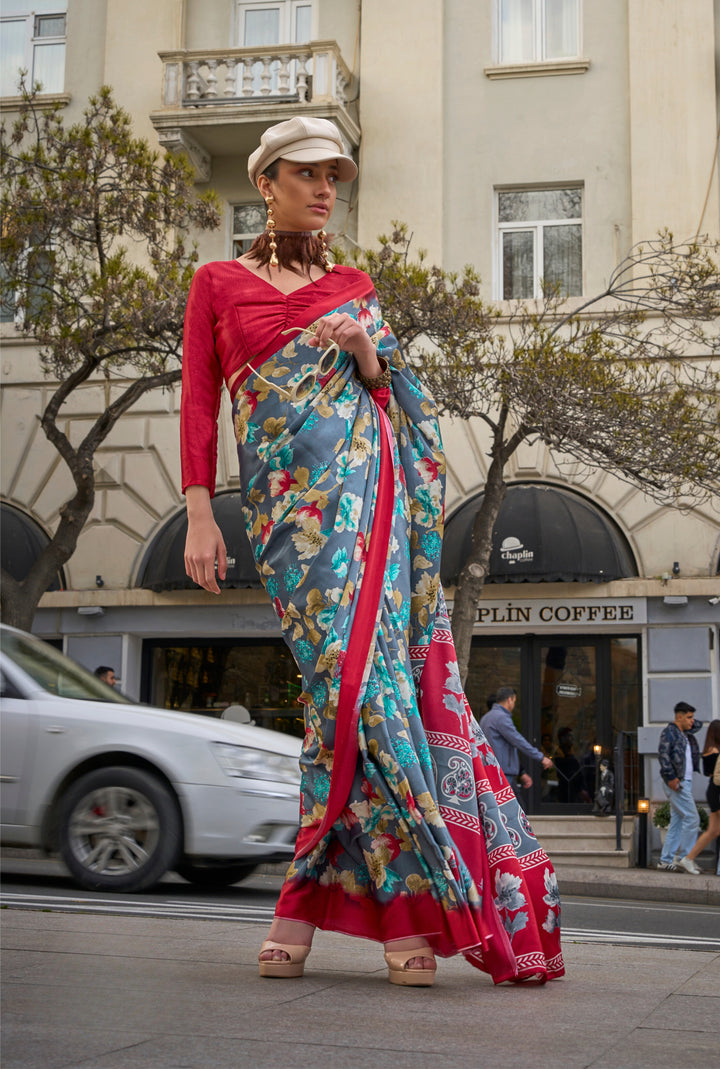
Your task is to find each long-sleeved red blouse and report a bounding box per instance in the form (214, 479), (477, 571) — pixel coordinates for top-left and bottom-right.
(180, 260), (374, 494)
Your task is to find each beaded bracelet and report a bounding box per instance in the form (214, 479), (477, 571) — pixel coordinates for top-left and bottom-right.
(357, 357), (391, 390)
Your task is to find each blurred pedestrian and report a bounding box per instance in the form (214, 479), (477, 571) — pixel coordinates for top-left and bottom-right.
(480, 687), (553, 795)
(678, 719), (720, 875)
(657, 701), (703, 872)
(94, 666), (116, 687)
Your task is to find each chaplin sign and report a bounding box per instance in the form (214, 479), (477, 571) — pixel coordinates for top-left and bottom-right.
(465, 597), (647, 629)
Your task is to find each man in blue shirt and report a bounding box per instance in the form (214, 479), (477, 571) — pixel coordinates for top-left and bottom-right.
(480, 686), (553, 795)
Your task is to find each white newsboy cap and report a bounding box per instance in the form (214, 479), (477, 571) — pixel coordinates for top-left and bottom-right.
(248, 116), (358, 188)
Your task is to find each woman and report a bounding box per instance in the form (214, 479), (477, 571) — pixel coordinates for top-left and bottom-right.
(679, 719), (720, 875)
(181, 116), (564, 986)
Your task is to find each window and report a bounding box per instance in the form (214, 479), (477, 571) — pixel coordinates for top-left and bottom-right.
(496, 0), (579, 64)
(146, 639), (306, 738)
(232, 204), (266, 258)
(0, 243), (55, 325)
(0, 3), (67, 98)
(497, 187), (583, 299)
(236, 1), (313, 47)
(235, 1), (313, 94)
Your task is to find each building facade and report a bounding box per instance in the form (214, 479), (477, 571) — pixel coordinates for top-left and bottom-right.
(2, 1), (719, 835)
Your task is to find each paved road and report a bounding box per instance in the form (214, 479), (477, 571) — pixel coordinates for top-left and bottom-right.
(2, 854), (718, 952)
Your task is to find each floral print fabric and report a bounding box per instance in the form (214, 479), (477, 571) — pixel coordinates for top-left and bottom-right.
(232, 281), (564, 982)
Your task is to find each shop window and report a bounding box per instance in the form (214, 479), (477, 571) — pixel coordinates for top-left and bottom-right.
(496, 0), (580, 64)
(0, 3), (67, 98)
(232, 203), (266, 258)
(497, 186), (583, 299)
(146, 640), (305, 738)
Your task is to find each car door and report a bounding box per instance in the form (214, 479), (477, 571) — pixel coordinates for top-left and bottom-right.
(0, 661), (37, 835)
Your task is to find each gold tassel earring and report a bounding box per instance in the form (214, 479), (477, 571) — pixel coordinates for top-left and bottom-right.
(265, 197), (278, 267)
(318, 229), (333, 272)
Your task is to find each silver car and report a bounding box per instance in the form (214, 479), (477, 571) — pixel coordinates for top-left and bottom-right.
(0, 625), (301, 892)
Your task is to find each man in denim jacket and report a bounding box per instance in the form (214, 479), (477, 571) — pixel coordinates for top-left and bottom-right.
(657, 701), (703, 873)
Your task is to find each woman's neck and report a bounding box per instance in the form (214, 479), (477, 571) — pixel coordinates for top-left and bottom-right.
(245, 230), (332, 276)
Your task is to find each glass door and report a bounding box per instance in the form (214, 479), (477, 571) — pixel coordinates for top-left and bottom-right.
(535, 641), (600, 810)
(236, 1), (313, 94)
(450, 633), (641, 814)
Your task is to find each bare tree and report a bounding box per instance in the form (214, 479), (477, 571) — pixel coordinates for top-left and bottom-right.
(349, 226), (720, 683)
(0, 86), (220, 631)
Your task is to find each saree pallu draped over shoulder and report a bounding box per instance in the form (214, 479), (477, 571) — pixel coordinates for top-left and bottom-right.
(232, 276), (564, 983)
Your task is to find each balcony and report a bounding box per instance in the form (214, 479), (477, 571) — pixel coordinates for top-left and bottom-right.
(150, 40), (359, 181)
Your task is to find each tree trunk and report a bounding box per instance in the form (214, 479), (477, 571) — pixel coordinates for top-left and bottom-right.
(450, 450), (508, 686)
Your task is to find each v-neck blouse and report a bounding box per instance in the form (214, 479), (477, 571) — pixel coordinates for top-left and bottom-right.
(180, 260), (373, 494)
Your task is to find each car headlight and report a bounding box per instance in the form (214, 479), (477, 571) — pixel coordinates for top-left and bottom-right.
(211, 742), (301, 787)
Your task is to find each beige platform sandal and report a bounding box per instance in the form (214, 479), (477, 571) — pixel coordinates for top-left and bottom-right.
(383, 946), (436, 987)
(258, 939), (311, 978)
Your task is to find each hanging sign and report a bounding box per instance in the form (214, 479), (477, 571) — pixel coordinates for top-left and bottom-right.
(556, 683), (583, 698)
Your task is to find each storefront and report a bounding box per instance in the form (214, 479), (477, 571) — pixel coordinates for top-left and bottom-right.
(31, 484), (719, 827)
(460, 599), (642, 815)
(442, 484), (644, 814)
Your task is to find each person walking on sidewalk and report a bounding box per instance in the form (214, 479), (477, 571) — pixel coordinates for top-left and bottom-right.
(657, 701), (703, 872)
(480, 687), (553, 796)
(679, 719), (720, 876)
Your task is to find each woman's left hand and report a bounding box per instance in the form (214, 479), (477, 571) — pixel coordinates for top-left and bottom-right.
(309, 312), (381, 378)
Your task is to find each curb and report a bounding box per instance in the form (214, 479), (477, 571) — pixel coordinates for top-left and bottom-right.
(554, 865), (720, 906)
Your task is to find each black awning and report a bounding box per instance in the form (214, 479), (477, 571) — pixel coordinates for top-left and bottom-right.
(137, 491), (262, 591)
(441, 484), (637, 585)
(0, 503), (65, 591)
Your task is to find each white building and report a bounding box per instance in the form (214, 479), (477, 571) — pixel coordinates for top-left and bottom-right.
(1, 1), (719, 854)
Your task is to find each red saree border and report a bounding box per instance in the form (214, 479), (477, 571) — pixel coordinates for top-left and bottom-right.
(296, 403), (395, 858)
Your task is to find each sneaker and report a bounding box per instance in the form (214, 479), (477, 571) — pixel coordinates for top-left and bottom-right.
(677, 856), (702, 875)
(656, 860), (676, 870)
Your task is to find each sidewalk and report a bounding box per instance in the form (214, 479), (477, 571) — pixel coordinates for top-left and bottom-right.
(553, 863), (720, 906)
(2, 906), (718, 1069)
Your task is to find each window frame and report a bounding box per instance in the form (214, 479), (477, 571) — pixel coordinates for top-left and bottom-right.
(234, 0), (316, 47)
(494, 184), (584, 301)
(230, 202), (267, 259)
(1, 239), (57, 327)
(0, 5), (67, 98)
(494, 0), (582, 66)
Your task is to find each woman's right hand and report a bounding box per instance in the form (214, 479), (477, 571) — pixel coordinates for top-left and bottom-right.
(184, 486), (228, 594)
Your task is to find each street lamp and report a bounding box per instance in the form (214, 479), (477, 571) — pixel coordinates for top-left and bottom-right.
(637, 797), (650, 868)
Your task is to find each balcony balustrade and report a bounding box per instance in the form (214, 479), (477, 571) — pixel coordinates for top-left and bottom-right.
(152, 40), (358, 181)
(159, 40), (352, 110)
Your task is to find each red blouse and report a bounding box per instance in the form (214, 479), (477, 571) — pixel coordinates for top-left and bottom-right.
(180, 260), (374, 494)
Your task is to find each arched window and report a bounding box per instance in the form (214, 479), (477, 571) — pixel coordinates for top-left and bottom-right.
(0, 502), (65, 591)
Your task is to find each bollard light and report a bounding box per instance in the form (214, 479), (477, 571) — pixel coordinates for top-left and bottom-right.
(637, 797), (650, 814)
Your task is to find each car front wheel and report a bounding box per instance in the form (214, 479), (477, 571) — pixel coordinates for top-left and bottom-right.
(58, 766), (182, 892)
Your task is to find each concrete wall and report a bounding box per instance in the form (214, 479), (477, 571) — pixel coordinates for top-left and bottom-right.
(628, 0), (720, 244)
(357, 0), (445, 260)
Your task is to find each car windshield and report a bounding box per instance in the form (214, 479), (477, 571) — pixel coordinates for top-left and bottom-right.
(0, 630), (128, 703)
